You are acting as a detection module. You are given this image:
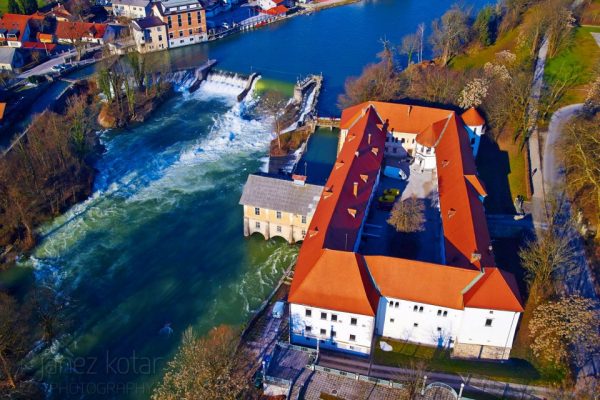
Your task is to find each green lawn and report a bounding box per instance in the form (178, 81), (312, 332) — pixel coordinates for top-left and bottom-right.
(544, 26), (600, 105)
(450, 28), (521, 71)
(0, 0), (47, 14)
(373, 339), (567, 385)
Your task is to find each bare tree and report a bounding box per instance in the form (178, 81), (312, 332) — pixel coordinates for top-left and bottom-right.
(0, 292), (29, 390)
(399, 33), (419, 68)
(429, 5), (470, 65)
(387, 196), (426, 233)
(260, 90), (287, 150)
(152, 325), (249, 400)
(25, 287), (69, 344)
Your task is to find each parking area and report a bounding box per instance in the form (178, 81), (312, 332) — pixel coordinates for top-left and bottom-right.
(359, 158), (443, 264)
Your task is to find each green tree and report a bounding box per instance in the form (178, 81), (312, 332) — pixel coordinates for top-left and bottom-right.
(19, 0), (38, 15)
(473, 5), (497, 46)
(8, 0), (22, 14)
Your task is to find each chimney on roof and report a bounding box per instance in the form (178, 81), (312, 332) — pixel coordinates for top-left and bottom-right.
(354, 151), (360, 158)
(360, 174), (368, 183)
(448, 208), (456, 218)
(471, 252), (482, 263)
(368, 133), (371, 145)
(353, 182), (358, 197)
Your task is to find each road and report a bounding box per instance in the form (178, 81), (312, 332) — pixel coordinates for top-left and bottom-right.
(18, 45), (102, 79)
(316, 351), (554, 399)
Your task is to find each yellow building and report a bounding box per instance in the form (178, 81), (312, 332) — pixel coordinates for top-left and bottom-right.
(239, 174), (323, 243)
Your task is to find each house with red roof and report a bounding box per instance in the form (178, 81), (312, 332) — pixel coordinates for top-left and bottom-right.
(280, 102), (522, 359)
(0, 13), (45, 48)
(258, 0), (289, 15)
(55, 21), (109, 44)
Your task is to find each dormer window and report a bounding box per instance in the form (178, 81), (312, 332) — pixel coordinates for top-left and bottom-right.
(448, 208), (456, 218)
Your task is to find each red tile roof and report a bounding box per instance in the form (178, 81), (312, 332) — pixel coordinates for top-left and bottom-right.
(463, 267), (524, 312)
(366, 256), (480, 309)
(290, 250), (380, 316)
(289, 101), (523, 315)
(0, 13), (42, 42)
(461, 107), (485, 126)
(261, 5), (288, 15)
(55, 21), (107, 40)
(289, 106), (386, 315)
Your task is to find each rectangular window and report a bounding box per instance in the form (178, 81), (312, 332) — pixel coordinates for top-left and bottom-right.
(443, 311), (448, 317)
(413, 305), (418, 312)
(413, 323), (418, 327)
(179, 31), (183, 37)
(437, 310), (442, 316)
(305, 309), (311, 317)
(197, 11), (202, 23)
(188, 29), (192, 35)
(390, 318), (395, 323)
(306, 326), (312, 332)
(320, 312), (327, 320)
(158, 35), (162, 41)
(177, 14), (182, 27)
(255, 222), (260, 229)
(254, 207), (260, 216)
(419, 306), (424, 313)
(349, 334), (356, 342)
(276, 226), (281, 233)
(331, 314), (337, 322)
(187, 12), (192, 25)
(167, 16), (172, 29)
(485, 319), (493, 327)
(350, 318), (357, 326)
(301, 215), (307, 224)
(168, 32), (173, 39)
(437, 327), (442, 332)
(276, 211), (282, 219)
(301, 230), (306, 236)
(320, 328), (326, 335)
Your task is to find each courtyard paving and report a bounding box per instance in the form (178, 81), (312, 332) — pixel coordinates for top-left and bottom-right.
(300, 371), (407, 400)
(359, 158), (442, 264)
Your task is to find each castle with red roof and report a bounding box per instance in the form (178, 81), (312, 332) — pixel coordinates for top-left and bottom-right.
(284, 102), (523, 360)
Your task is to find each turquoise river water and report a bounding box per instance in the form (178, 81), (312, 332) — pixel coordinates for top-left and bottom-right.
(0, 0), (487, 398)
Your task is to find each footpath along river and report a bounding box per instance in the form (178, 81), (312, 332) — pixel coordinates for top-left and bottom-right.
(0, 1), (487, 398)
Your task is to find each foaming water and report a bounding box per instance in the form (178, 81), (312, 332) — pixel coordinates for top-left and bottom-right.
(19, 80), (297, 399)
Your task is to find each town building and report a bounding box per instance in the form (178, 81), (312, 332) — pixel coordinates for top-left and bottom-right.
(153, 0), (208, 48)
(131, 16), (168, 53)
(339, 103), (486, 170)
(0, 47), (24, 71)
(287, 102), (523, 360)
(55, 21), (108, 45)
(113, 0), (153, 19)
(257, 0), (289, 15)
(0, 13), (44, 48)
(239, 174), (323, 243)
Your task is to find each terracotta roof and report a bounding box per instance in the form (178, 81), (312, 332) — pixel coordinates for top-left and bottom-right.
(341, 102), (452, 134)
(289, 106), (386, 315)
(289, 250), (380, 316)
(0, 13), (40, 42)
(435, 114), (494, 269)
(22, 42), (57, 51)
(461, 107), (485, 126)
(416, 116), (450, 147)
(262, 5), (288, 15)
(0, 103), (5, 121)
(55, 21), (107, 40)
(463, 267), (524, 312)
(366, 256), (480, 309)
(465, 174), (487, 198)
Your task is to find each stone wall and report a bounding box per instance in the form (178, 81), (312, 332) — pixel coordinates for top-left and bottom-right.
(452, 342), (511, 360)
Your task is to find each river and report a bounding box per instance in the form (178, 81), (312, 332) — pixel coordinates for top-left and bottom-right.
(1, 1), (487, 398)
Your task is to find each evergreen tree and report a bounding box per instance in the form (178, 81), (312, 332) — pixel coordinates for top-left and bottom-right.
(474, 6), (498, 47)
(19, 0), (38, 15)
(8, 0), (22, 14)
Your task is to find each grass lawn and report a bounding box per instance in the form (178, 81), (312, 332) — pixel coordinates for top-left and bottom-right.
(373, 338), (567, 385)
(544, 26), (600, 106)
(0, 0), (47, 14)
(450, 28), (521, 71)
